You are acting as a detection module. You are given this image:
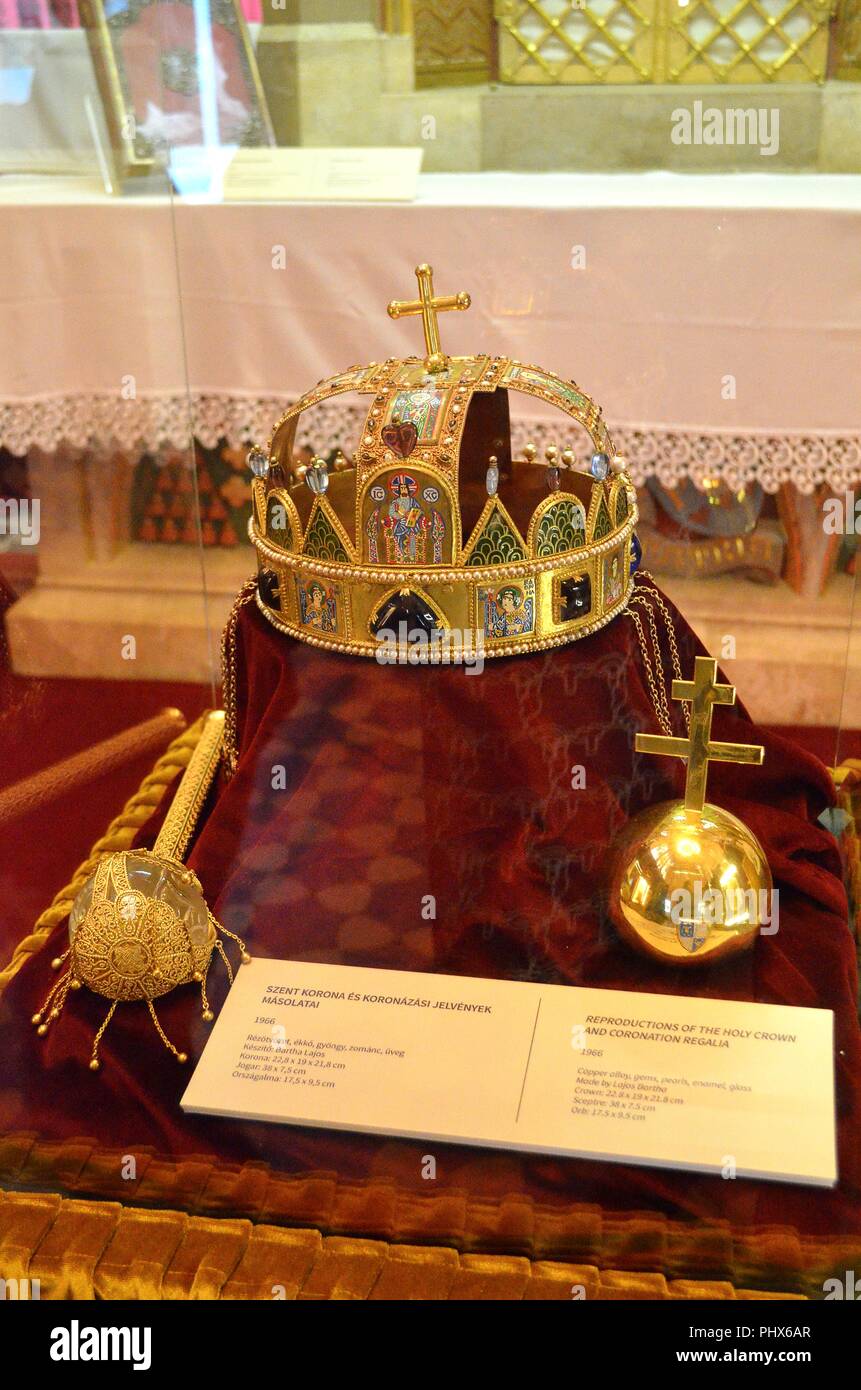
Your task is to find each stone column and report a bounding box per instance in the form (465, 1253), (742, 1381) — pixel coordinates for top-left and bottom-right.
(256, 0), (415, 147)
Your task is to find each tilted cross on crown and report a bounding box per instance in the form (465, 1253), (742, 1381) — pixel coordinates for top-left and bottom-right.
(387, 263), (471, 375)
(246, 264), (640, 661)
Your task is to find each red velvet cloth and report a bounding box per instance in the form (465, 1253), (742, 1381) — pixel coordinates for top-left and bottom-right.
(1, 578), (859, 1243)
(0, 658), (210, 949)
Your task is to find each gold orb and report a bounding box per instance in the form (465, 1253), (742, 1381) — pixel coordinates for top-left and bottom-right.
(608, 800), (772, 966)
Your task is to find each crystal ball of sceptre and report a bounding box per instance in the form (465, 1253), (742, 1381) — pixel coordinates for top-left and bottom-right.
(69, 851), (215, 1002)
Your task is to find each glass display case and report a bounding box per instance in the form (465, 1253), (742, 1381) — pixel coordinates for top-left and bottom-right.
(0, 0), (860, 1321)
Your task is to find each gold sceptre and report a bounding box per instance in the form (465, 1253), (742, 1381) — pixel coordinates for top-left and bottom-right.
(32, 710), (250, 1072)
(609, 657), (771, 965)
(153, 709), (225, 862)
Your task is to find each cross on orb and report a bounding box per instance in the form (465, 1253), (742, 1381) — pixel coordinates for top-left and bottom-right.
(635, 656), (764, 813)
(387, 264), (471, 374)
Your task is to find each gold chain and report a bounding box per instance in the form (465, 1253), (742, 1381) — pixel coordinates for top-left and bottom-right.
(625, 605), (674, 736)
(147, 999), (187, 1065)
(221, 578), (257, 778)
(637, 572), (690, 730)
(625, 574), (688, 737)
(90, 1000), (118, 1071)
(630, 593), (674, 734)
(214, 938), (234, 985)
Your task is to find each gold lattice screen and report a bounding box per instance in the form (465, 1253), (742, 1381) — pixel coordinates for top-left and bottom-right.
(494, 0), (837, 83)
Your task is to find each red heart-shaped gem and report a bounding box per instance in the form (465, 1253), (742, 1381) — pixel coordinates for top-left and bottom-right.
(381, 421), (418, 458)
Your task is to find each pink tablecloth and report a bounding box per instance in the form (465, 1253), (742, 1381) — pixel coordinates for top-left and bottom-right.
(0, 178), (859, 490)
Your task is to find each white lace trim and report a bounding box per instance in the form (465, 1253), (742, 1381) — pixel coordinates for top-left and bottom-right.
(0, 392), (284, 457)
(606, 428), (861, 496)
(1, 391), (858, 493)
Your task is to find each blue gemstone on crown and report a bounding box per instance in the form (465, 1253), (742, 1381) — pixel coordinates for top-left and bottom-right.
(590, 452), (609, 480)
(257, 568), (281, 610)
(560, 575), (591, 622)
(630, 532), (642, 574)
(370, 591), (439, 641)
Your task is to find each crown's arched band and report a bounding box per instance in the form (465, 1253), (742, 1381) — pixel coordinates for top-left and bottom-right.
(265, 356), (614, 468)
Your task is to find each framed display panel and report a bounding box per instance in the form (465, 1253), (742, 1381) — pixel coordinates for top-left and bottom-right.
(79, 0), (273, 181)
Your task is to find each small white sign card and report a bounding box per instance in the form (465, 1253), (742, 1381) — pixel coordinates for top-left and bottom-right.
(223, 147), (423, 202)
(182, 958), (837, 1187)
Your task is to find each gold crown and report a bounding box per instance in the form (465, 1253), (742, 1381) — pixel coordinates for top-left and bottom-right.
(248, 264), (639, 661)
